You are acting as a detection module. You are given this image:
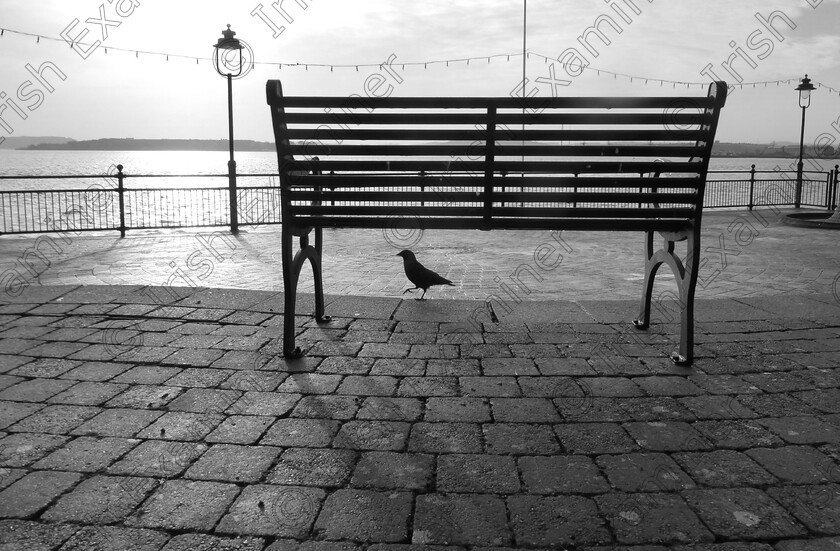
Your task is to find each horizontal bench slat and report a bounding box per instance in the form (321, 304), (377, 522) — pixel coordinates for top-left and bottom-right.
(282, 160), (702, 174)
(274, 95), (718, 110)
(283, 128), (708, 142)
(294, 175), (702, 188)
(290, 191), (697, 204)
(287, 215), (693, 232)
(280, 144), (705, 158)
(290, 205), (695, 218)
(282, 112), (709, 126)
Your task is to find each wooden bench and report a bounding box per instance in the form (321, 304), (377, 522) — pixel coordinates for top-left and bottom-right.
(266, 80), (728, 365)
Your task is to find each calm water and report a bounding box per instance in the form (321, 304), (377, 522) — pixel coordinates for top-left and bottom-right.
(1, 149), (838, 191)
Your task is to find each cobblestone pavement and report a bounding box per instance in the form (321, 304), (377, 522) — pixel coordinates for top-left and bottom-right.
(0, 282), (839, 549)
(1, 210), (839, 302)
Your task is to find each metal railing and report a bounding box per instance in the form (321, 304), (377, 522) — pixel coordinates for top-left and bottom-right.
(1, 164), (838, 236)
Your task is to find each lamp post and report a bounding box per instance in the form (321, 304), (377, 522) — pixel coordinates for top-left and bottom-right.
(794, 74), (815, 209)
(213, 24), (244, 233)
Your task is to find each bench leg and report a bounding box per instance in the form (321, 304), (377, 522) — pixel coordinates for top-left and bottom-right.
(281, 229), (331, 359)
(633, 230), (697, 366)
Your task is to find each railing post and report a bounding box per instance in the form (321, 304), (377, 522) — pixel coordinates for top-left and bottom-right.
(117, 164), (126, 237)
(748, 164), (755, 211)
(833, 164), (840, 210)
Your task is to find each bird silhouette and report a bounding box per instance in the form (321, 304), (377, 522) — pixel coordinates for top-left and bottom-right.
(396, 250), (454, 300)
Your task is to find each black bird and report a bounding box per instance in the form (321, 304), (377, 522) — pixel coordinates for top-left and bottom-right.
(396, 250), (454, 300)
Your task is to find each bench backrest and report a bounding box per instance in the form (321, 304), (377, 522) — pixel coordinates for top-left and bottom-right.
(266, 80), (727, 233)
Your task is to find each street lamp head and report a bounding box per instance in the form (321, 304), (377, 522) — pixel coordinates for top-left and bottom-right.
(796, 74), (815, 109)
(213, 24), (244, 77)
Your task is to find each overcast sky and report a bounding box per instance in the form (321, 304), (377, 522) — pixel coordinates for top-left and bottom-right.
(1, 0), (839, 145)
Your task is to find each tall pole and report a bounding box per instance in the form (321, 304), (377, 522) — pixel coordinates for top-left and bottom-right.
(796, 104), (806, 209)
(521, 0), (526, 181)
(227, 72), (239, 233)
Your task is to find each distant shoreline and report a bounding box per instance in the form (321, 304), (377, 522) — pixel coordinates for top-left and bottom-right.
(3, 137), (835, 160)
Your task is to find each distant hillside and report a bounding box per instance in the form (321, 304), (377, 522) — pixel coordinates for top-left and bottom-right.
(0, 136), (73, 149)
(21, 138), (276, 152)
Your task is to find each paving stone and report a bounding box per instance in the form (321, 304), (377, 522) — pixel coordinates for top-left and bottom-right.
(0, 400), (43, 430)
(206, 415), (275, 444)
(8, 357), (79, 378)
(185, 444), (281, 483)
(576, 377), (645, 397)
(692, 420), (784, 449)
(127, 479), (240, 531)
(45, 381), (128, 405)
(409, 422), (483, 453)
(397, 377), (460, 397)
(424, 397), (490, 422)
(268, 447), (357, 487)
(767, 483), (840, 535)
(745, 446), (840, 484)
(41, 475), (158, 524)
(72, 408), (163, 437)
(336, 375), (398, 396)
(677, 395), (757, 419)
(108, 440), (208, 477)
(0, 519), (80, 550)
(51, 525), (169, 551)
(774, 537), (840, 551)
(0, 432), (69, 466)
(136, 412), (224, 441)
(221, 487), (322, 536)
(554, 423), (637, 454)
(350, 451), (431, 490)
(757, 415), (840, 444)
(219, 370), (286, 392)
(596, 492), (713, 545)
(413, 494), (510, 546)
(161, 533), (266, 551)
(228, 391), (301, 416)
(555, 396), (624, 422)
(359, 343), (411, 358)
(687, 373), (762, 395)
(623, 421), (713, 451)
(279, 373), (344, 394)
(597, 453), (695, 492)
(167, 388), (242, 414)
(333, 420), (410, 451)
(0, 378), (76, 402)
(619, 397), (697, 421)
(793, 388), (840, 413)
(261, 418), (340, 447)
(0, 470), (82, 517)
(313, 488), (410, 541)
(508, 494), (611, 547)
(426, 359), (480, 376)
(112, 365), (182, 385)
(459, 376), (521, 397)
(673, 450), (778, 488)
(33, 435), (138, 472)
(535, 356), (597, 376)
(0, 355), (32, 373)
(485, 423), (560, 455)
(7, 404), (100, 434)
(634, 376), (705, 396)
(481, 357), (538, 376)
(23, 340), (89, 359)
(0, 467), (26, 490)
(682, 488), (808, 540)
(292, 395), (361, 419)
(436, 454), (520, 493)
(519, 454), (610, 494)
(166, 367), (235, 388)
(369, 358), (426, 376)
(105, 385), (183, 409)
(490, 397), (561, 422)
(317, 357), (374, 375)
(356, 397), (422, 421)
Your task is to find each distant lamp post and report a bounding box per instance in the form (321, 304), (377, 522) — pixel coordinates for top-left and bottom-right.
(794, 74), (815, 208)
(213, 24), (243, 233)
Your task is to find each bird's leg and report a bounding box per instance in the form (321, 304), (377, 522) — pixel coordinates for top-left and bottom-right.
(416, 289), (427, 301)
(403, 287), (419, 295)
